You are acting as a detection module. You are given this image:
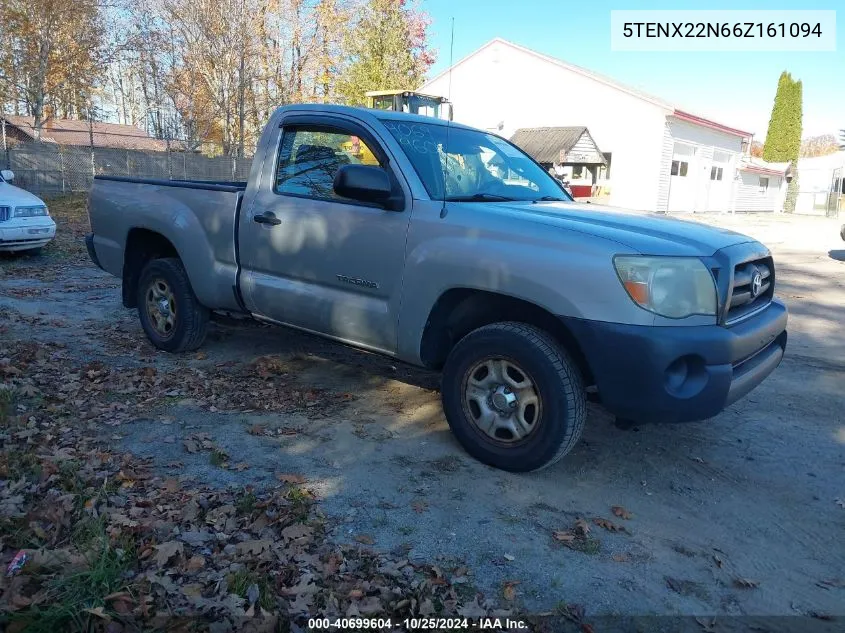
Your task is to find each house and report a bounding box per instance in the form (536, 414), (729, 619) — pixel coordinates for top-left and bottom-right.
(1, 115), (174, 152)
(735, 157), (790, 213)
(509, 126), (608, 198)
(420, 38), (771, 213)
(794, 151), (845, 215)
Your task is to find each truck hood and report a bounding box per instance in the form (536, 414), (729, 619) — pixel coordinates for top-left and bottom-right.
(479, 200), (756, 256)
(0, 181), (46, 207)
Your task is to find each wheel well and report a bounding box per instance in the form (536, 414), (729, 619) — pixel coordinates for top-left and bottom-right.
(122, 229), (179, 308)
(419, 289), (595, 385)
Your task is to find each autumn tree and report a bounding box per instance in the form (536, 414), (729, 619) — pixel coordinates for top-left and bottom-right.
(762, 71), (802, 212)
(335, 0), (435, 106)
(0, 0), (104, 137)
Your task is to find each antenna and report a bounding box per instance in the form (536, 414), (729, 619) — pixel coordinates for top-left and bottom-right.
(440, 17), (455, 218)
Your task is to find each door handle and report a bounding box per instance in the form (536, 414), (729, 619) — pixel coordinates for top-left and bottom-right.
(253, 211), (281, 226)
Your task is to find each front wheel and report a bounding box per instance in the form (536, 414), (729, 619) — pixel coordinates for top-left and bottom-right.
(441, 322), (586, 472)
(136, 257), (209, 352)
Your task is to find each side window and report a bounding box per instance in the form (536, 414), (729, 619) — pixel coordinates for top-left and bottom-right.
(275, 127), (383, 200)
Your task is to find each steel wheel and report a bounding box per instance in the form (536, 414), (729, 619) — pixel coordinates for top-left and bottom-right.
(462, 357), (542, 444)
(144, 278), (177, 339)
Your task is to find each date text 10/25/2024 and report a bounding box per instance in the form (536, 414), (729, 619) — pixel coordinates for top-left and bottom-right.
(307, 617), (529, 631)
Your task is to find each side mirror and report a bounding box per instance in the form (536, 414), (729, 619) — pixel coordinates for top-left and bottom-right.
(334, 164), (394, 207)
(1, 169), (14, 181)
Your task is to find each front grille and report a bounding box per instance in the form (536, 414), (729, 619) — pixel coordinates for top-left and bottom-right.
(726, 256), (774, 322)
(0, 206), (9, 222)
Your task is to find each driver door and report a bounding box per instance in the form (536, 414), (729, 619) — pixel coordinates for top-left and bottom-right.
(238, 115), (412, 354)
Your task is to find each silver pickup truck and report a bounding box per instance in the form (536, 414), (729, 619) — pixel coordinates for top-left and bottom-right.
(86, 104), (788, 472)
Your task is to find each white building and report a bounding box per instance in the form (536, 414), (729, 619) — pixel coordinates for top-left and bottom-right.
(421, 38), (785, 213)
(794, 151), (845, 215)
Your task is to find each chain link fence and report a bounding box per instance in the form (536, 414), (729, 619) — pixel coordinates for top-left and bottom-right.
(2, 139), (254, 197)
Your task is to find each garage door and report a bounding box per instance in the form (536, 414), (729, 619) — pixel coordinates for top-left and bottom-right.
(667, 143), (697, 212)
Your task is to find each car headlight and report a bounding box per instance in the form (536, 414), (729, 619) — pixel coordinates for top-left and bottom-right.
(613, 255), (717, 318)
(14, 205), (49, 218)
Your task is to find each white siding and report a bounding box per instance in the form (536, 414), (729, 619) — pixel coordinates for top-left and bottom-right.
(735, 172), (783, 212)
(656, 122), (674, 212)
(421, 41), (671, 210)
(664, 118), (743, 213)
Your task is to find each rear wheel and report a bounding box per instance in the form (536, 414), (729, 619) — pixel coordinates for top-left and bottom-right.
(136, 258), (209, 352)
(441, 322), (586, 472)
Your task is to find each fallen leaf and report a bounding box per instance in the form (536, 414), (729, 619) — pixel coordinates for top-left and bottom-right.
(411, 500), (428, 514)
(348, 589), (364, 599)
(733, 577), (760, 589)
(281, 523), (314, 542)
(355, 534), (374, 545)
(83, 606), (110, 620)
(236, 540), (272, 556)
(553, 530), (576, 543)
(153, 541), (183, 567)
(593, 517), (626, 532)
(277, 473), (306, 484)
(233, 462), (250, 472)
(195, 352), (208, 360)
(611, 505), (633, 520)
(816, 578), (845, 589)
(612, 553), (629, 563)
(248, 424), (266, 436)
(186, 555), (206, 572)
(502, 580), (520, 601)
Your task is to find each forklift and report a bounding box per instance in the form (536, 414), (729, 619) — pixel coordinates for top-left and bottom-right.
(364, 90), (453, 121)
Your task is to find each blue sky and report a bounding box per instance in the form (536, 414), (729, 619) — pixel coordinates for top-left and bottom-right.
(421, 0), (842, 139)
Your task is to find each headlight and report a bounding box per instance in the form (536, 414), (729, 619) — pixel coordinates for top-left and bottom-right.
(613, 256), (717, 318)
(14, 205), (49, 218)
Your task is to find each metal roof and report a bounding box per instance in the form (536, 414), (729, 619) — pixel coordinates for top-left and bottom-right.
(510, 126), (606, 165)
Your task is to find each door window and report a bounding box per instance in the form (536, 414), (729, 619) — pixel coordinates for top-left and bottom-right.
(275, 128), (383, 200)
(671, 160), (689, 177)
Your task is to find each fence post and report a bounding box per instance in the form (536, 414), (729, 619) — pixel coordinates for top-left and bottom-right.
(165, 136), (172, 180)
(60, 148), (66, 194)
(88, 109), (96, 180)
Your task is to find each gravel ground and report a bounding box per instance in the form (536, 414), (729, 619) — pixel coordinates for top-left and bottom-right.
(1, 209), (843, 619)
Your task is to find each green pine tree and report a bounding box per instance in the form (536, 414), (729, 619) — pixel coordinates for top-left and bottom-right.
(762, 71), (803, 212)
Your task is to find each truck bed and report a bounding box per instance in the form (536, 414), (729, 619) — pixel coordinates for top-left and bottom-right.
(88, 175), (247, 313)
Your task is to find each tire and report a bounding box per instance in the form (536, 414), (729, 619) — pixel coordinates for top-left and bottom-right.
(441, 322), (586, 472)
(136, 257), (209, 353)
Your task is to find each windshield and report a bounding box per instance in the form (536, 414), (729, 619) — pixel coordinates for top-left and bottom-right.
(381, 119), (572, 202)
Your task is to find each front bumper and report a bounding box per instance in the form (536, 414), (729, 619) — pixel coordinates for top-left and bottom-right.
(0, 221), (56, 251)
(564, 299), (788, 423)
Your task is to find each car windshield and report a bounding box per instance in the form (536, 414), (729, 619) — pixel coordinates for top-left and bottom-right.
(381, 119), (572, 203)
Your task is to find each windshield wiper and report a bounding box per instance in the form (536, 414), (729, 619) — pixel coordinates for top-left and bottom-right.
(532, 196), (568, 203)
(445, 193), (517, 202)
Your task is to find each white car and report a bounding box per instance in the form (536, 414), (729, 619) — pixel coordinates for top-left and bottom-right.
(0, 169), (56, 253)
